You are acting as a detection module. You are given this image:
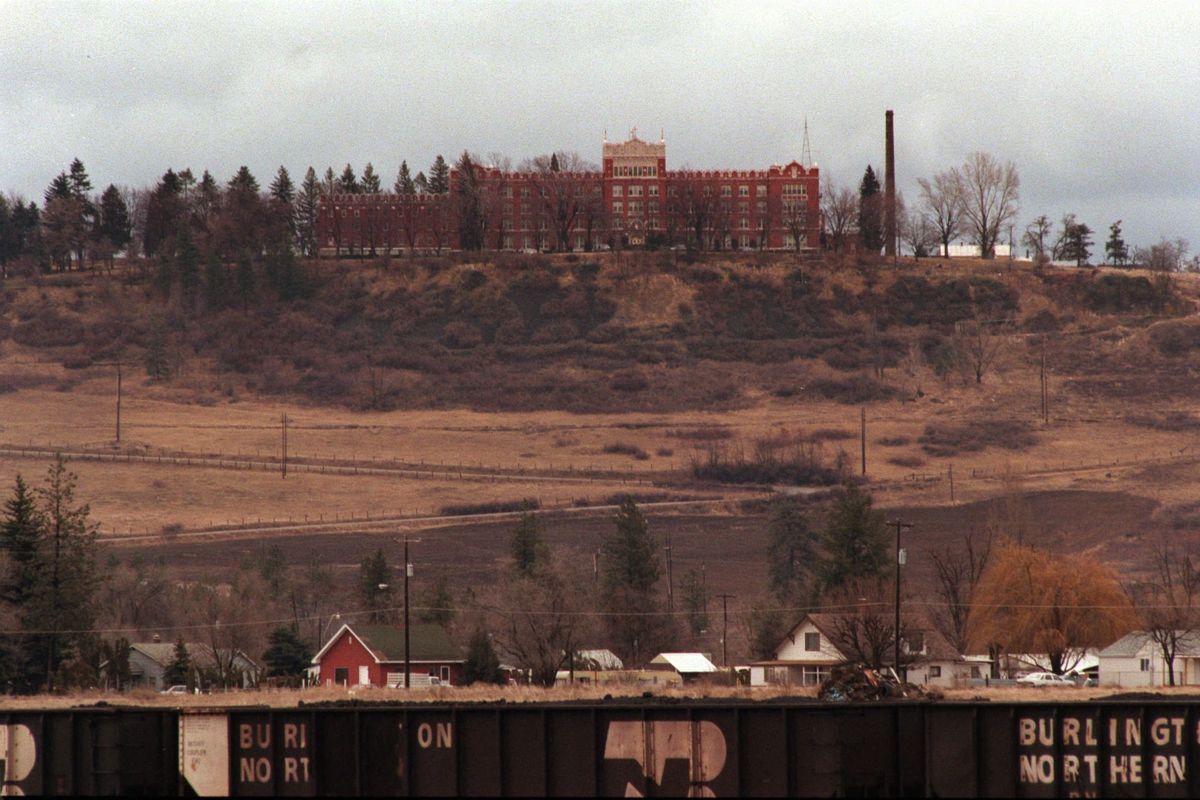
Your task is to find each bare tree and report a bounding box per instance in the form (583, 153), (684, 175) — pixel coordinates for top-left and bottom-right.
(897, 193), (937, 258)
(929, 531), (993, 654)
(820, 181), (857, 251)
(821, 578), (916, 670)
(1023, 215), (1053, 266)
(917, 171), (964, 257)
(953, 313), (1006, 384)
(1135, 540), (1200, 686)
(522, 152), (597, 251)
(951, 152), (1020, 259)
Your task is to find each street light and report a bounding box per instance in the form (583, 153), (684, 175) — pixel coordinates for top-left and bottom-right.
(890, 519), (914, 681)
(319, 612), (342, 645)
(395, 536), (420, 689)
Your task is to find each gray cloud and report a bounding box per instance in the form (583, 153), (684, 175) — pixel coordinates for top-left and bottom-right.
(3, 0), (1197, 250)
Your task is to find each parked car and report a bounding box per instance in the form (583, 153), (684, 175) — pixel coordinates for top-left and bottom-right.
(1017, 671), (1077, 686)
(161, 684), (189, 695)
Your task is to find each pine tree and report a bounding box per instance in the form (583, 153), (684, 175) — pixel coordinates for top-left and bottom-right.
(24, 457), (99, 689)
(462, 627), (505, 685)
(817, 484), (889, 591)
(1, 475), (43, 606)
(67, 158), (92, 200)
(97, 185), (132, 258)
(766, 498), (815, 602)
(1106, 220), (1129, 266)
(361, 163), (381, 193)
(550, 152), (560, 172)
(680, 567), (709, 636)
(359, 549), (393, 622)
(164, 639), (192, 688)
(196, 170), (220, 224)
(428, 155), (450, 194)
(269, 166), (295, 204)
(600, 498), (669, 662)
(858, 165), (883, 252)
(263, 626), (312, 677)
(297, 167), (321, 257)
(175, 225), (200, 301)
(236, 254), (255, 310)
(417, 575), (455, 627)
(394, 161), (415, 195)
(323, 167), (338, 195)
(0, 195), (14, 267)
(44, 172), (71, 204)
(203, 249), (228, 309)
(414, 172), (429, 194)
(455, 151), (485, 251)
(339, 164), (359, 194)
(510, 510), (548, 577)
(144, 324), (171, 381)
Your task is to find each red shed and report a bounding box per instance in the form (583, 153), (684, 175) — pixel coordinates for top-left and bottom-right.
(313, 623), (465, 688)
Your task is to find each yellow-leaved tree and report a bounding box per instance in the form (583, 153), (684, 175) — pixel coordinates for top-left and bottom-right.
(968, 543), (1136, 674)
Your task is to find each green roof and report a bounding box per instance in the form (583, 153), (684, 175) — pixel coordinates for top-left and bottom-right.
(352, 624), (462, 663)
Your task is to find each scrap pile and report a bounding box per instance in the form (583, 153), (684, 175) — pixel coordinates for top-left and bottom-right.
(818, 665), (935, 701)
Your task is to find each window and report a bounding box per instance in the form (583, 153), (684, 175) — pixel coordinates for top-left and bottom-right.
(629, 185), (643, 197)
(613, 185), (623, 197)
(648, 184), (659, 197)
(738, 202), (748, 214)
(668, 186), (677, 197)
(906, 632), (925, 654)
(757, 201), (767, 214)
(929, 665), (942, 678)
(720, 185), (731, 197)
(334, 667), (348, 685)
(648, 200), (659, 215)
(440, 665), (451, 683)
(628, 201), (642, 215)
(738, 185), (749, 197)
(783, 183), (808, 198)
(520, 187), (529, 198)
(757, 184), (767, 197)
(358, 665), (370, 685)
(804, 632), (820, 651)
(801, 666), (830, 685)
(1141, 658), (1151, 672)
(612, 202), (623, 215)
(503, 186), (513, 198)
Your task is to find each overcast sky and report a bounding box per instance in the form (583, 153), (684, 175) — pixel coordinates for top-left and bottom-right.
(3, 0), (1198, 251)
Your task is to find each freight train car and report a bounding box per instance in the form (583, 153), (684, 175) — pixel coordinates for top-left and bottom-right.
(6, 700), (1200, 796)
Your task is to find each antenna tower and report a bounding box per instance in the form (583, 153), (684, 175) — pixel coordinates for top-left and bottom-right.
(801, 118), (813, 169)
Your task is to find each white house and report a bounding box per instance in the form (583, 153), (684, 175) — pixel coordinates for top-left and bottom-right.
(1099, 631), (1200, 687)
(748, 613), (981, 689)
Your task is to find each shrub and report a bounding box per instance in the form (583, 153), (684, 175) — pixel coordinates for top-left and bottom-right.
(1081, 273), (1166, 313)
(808, 375), (896, 404)
(668, 427), (734, 441)
(887, 455), (926, 468)
(439, 498), (540, 516)
(1125, 412), (1200, 431)
(440, 321), (483, 349)
(610, 369), (648, 392)
(691, 442), (846, 486)
(876, 435), (911, 446)
(1149, 320), (1200, 356)
(918, 419), (1037, 457)
(603, 442), (649, 459)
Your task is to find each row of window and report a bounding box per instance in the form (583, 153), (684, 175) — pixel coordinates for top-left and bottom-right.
(613, 165), (658, 177)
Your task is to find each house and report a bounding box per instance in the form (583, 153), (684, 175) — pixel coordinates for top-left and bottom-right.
(748, 613), (979, 689)
(1099, 632), (1200, 687)
(126, 641), (260, 690)
(647, 652), (719, 683)
(313, 623), (464, 688)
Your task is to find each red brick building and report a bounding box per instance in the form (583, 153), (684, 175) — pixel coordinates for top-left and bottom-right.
(316, 131), (820, 255)
(313, 623), (465, 688)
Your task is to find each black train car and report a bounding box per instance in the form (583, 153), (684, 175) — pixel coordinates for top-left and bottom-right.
(0, 708), (176, 795)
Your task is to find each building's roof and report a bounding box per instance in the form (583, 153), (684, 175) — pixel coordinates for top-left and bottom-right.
(650, 653), (718, 674)
(776, 613), (964, 663)
(313, 623), (463, 665)
(577, 649), (623, 670)
(129, 642), (257, 669)
(1100, 631), (1200, 659)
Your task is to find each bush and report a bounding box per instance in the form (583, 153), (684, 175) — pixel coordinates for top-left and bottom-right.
(610, 369), (648, 392)
(876, 435), (910, 446)
(1148, 320), (1200, 356)
(918, 419), (1037, 457)
(691, 442), (846, 486)
(1125, 412), (1200, 431)
(602, 442), (650, 459)
(808, 375), (896, 404)
(439, 498), (540, 516)
(1081, 273), (1167, 313)
(668, 427), (734, 441)
(440, 321), (483, 349)
(887, 455), (926, 468)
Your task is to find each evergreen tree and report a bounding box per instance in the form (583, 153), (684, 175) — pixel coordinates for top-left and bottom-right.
(680, 567), (709, 636)
(164, 639), (192, 687)
(96, 184), (132, 258)
(766, 498), (816, 602)
(228, 165), (260, 195)
(427, 155), (450, 194)
(175, 225), (200, 300)
(203, 249), (229, 309)
(1055, 213), (1093, 266)
(416, 575), (455, 627)
(394, 161), (416, 195)
(510, 510), (548, 577)
(414, 172), (429, 194)
(44, 172), (72, 204)
(196, 169), (220, 224)
(817, 484), (889, 591)
(462, 627), (505, 685)
(144, 324), (171, 381)
(359, 548), (394, 622)
(361, 162), (381, 193)
(550, 152), (560, 172)
(67, 158), (92, 200)
(323, 166), (338, 195)
(262, 626), (312, 677)
(235, 254), (255, 309)
(600, 498), (669, 662)
(339, 164), (360, 194)
(1, 475), (43, 607)
(297, 167), (321, 257)
(858, 165), (883, 252)
(1106, 220), (1129, 266)
(455, 151), (485, 251)
(144, 169), (184, 257)
(269, 166), (295, 204)
(0, 195), (14, 267)
(24, 457), (99, 689)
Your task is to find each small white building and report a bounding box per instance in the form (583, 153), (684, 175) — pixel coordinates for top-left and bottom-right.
(1099, 631), (1200, 687)
(648, 652), (719, 683)
(748, 613), (981, 689)
(944, 242), (1012, 259)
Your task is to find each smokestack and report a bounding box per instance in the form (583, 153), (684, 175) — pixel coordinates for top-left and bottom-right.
(884, 109), (896, 257)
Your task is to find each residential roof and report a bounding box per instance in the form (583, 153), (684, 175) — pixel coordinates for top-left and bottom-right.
(577, 649), (623, 670)
(776, 613), (964, 663)
(130, 642), (257, 669)
(1100, 631), (1200, 659)
(312, 623), (463, 664)
(650, 653), (718, 674)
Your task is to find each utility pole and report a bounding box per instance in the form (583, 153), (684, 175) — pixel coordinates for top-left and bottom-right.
(948, 464), (955, 504)
(281, 413), (288, 479)
(860, 407), (867, 476)
(115, 362), (122, 443)
(404, 535), (413, 689)
(889, 519), (913, 681)
(716, 593), (735, 669)
(1040, 339), (1048, 423)
(664, 530), (674, 613)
